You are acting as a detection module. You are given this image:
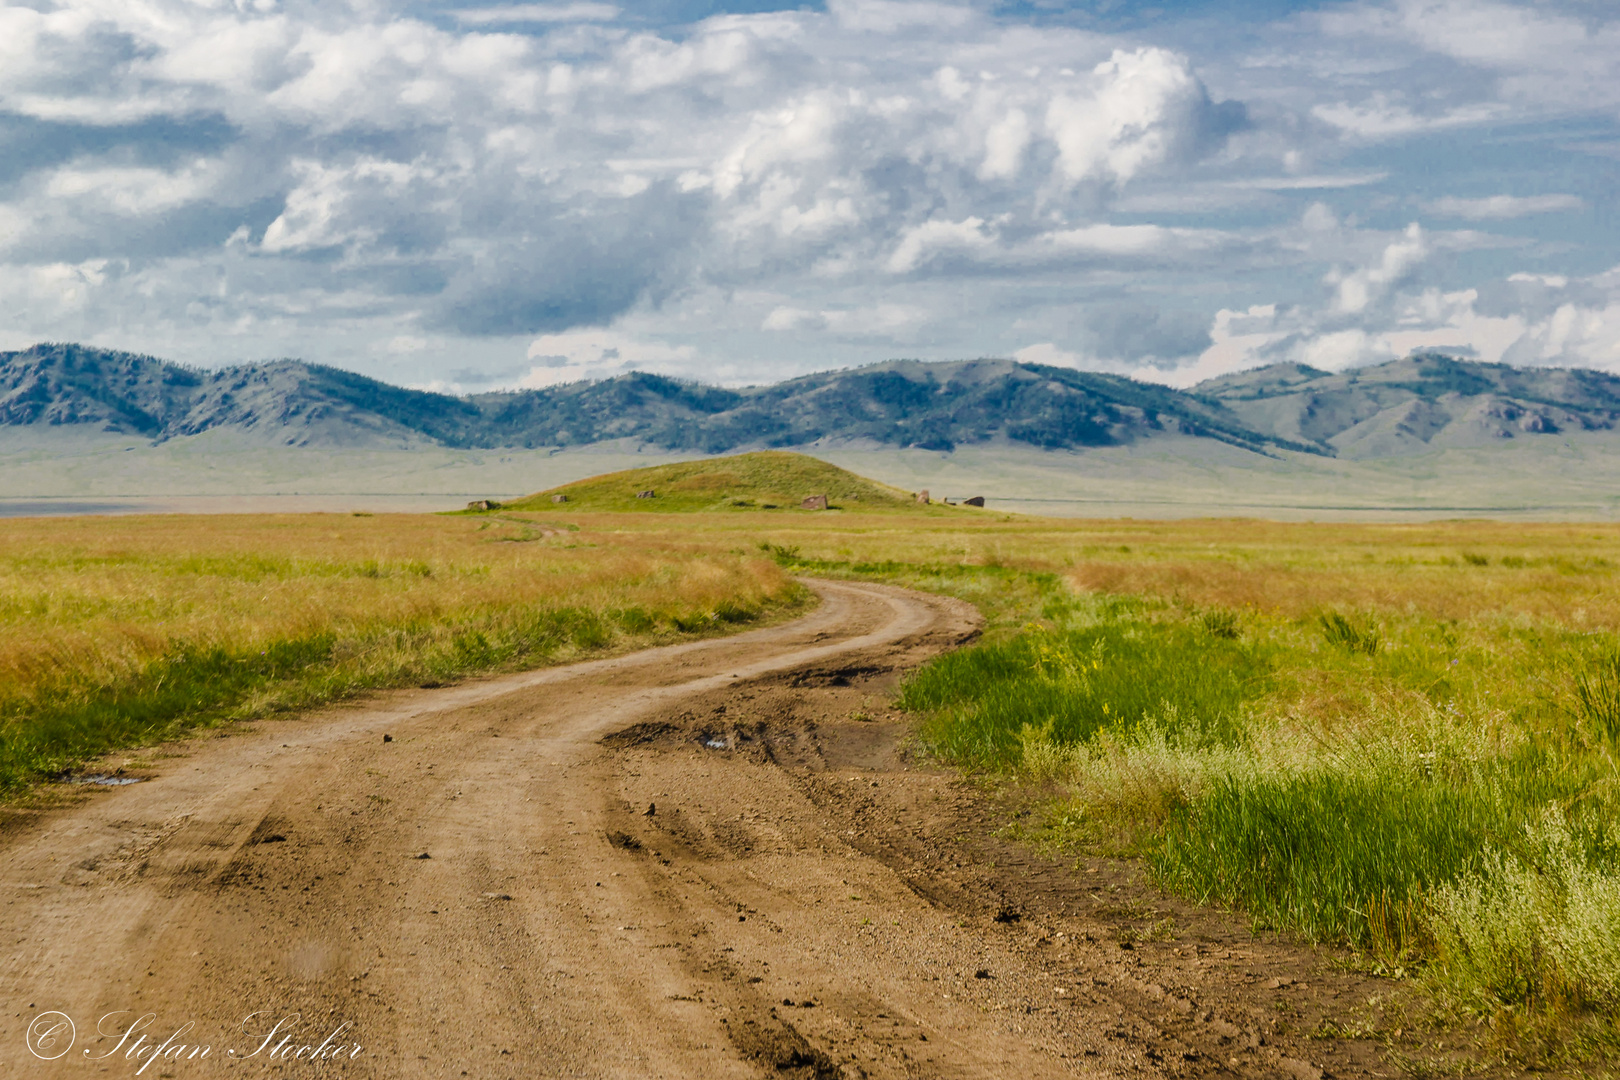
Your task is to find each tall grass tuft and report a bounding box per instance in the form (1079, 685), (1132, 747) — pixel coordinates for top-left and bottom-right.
(1320, 611), (1380, 655)
(1154, 748), (1588, 956)
(1572, 650), (1620, 749)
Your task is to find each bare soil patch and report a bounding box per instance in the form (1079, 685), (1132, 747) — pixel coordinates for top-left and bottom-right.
(610, 661), (1418, 1079)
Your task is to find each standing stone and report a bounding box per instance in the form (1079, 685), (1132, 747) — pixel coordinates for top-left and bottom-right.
(916, 490), (930, 504)
(801, 494), (829, 510)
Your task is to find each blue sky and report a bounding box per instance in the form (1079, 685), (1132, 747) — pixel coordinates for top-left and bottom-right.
(0, 0), (1615, 390)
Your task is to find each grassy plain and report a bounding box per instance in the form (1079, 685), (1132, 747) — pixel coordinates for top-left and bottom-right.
(9, 447), (1620, 1067)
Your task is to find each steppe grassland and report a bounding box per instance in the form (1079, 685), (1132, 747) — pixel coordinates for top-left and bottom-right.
(574, 509), (1620, 1062)
(11, 496), (1620, 1062)
(0, 511), (796, 792)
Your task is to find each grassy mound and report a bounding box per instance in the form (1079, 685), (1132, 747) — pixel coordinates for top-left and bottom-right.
(501, 451), (933, 513)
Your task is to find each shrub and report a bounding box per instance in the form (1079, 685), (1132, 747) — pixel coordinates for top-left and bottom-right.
(1428, 808), (1620, 1020)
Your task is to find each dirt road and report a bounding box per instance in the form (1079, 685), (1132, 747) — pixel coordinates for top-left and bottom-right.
(1, 581), (1390, 1079)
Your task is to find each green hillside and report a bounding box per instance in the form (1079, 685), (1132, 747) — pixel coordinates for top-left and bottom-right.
(499, 451), (941, 513)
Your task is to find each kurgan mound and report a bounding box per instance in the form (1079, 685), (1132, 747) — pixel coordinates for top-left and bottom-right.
(501, 451), (927, 513)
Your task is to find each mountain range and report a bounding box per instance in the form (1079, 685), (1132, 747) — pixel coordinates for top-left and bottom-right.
(5, 342), (1619, 461)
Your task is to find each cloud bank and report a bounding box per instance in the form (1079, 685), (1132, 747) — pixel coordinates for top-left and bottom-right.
(0, 0), (1615, 389)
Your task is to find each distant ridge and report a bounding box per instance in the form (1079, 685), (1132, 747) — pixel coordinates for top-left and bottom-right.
(0, 344), (1305, 455)
(1198, 353), (1620, 459)
(4, 343), (1618, 460)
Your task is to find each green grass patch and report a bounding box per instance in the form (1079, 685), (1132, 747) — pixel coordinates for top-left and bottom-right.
(1155, 745), (1598, 955)
(899, 619), (1275, 770)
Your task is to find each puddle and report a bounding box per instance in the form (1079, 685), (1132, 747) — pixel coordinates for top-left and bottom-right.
(68, 774), (146, 786)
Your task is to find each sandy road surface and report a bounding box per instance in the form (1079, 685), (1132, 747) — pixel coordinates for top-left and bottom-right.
(1, 579), (1402, 1080)
(0, 580), (1016, 1078)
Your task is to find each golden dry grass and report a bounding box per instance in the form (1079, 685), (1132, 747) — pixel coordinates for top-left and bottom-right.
(0, 511), (791, 717)
(1054, 520), (1620, 627)
(527, 512), (1620, 630)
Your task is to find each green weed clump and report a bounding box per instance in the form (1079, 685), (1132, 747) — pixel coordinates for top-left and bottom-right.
(1200, 609), (1241, 639)
(1155, 743), (1592, 955)
(899, 613), (1273, 771)
(1572, 650), (1620, 749)
(1319, 611), (1380, 655)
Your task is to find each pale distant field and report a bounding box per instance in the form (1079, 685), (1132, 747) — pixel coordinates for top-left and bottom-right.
(819, 433), (1620, 519)
(0, 428), (701, 514)
(6, 427), (1620, 519)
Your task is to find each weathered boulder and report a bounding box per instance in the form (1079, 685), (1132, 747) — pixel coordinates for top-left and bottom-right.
(466, 499), (501, 511)
(550, 494), (568, 503)
(963, 496), (985, 507)
(801, 494), (829, 510)
(915, 490), (930, 504)
(635, 490), (656, 499)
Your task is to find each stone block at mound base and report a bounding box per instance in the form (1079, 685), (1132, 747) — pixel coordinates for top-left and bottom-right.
(916, 489), (930, 504)
(635, 490), (655, 499)
(802, 494), (829, 510)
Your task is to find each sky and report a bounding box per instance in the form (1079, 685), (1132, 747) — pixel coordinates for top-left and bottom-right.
(0, 0), (1616, 392)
